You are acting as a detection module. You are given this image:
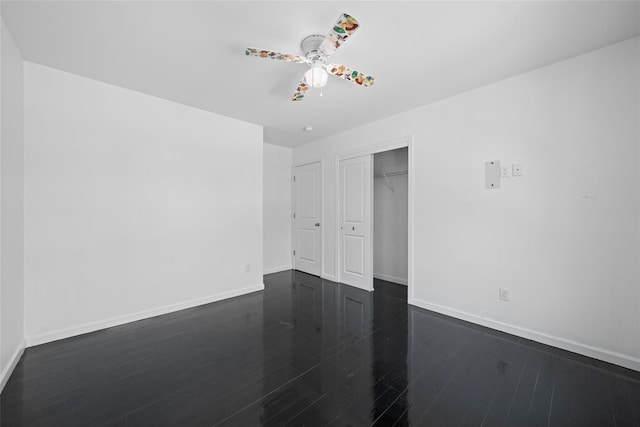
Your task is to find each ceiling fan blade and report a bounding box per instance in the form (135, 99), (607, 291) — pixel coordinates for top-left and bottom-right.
(327, 64), (375, 87)
(318, 13), (360, 58)
(245, 48), (308, 64)
(291, 78), (310, 102)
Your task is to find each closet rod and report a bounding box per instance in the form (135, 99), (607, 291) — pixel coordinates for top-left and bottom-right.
(374, 170), (408, 179)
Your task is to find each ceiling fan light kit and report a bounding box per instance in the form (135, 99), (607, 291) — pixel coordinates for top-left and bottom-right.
(245, 13), (375, 101)
(304, 65), (328, 88)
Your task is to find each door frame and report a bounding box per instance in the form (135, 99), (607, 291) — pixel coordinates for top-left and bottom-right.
(334, 136), (414, 300)
(291, 159), (324, 277)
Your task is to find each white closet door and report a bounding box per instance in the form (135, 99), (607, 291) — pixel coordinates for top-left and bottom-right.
(339, 155), (373, 291)
(294, 162), (322, 276)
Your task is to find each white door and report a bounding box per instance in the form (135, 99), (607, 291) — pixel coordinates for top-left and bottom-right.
(294, 162), (322, 276)
(339, 155), (373, 291)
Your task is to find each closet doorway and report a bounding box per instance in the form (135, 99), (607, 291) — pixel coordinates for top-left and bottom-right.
(373, 148), (408, 288)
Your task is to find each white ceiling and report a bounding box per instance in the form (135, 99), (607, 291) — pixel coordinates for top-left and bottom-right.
(2, 1), (639, 147)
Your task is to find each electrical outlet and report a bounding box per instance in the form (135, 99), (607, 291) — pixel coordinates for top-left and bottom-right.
(245, 264), (251, 273)
(499, 288), (510, 301)
(512, 163), (522, 177)
(501, 166), (511, 177)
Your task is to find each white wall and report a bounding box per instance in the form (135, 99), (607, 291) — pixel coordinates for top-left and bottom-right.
(0, 19), (25, 391)
(374, 148), (408, 285)
(23, 62), (263, 345)
(263, 143), (292, 274)
(293, 37), (640, 371)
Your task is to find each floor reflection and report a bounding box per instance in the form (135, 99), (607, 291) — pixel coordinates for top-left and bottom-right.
(371, 279), (409, 425)
(252, 271), (409, 426)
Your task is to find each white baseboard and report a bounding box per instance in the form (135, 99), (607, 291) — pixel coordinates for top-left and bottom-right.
(263, 265), (292, 275)
(373, 273), (408, 286)
(26, 283), (265, 348)
(321, 274), (336, 282)
(1, 338), (26, 392)
(411, 298), (640, 372)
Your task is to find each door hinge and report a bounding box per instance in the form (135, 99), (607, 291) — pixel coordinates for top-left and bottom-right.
(293, 176), (296, 182)
(293, 212), (296, 219)
(293, 250), (296, 256)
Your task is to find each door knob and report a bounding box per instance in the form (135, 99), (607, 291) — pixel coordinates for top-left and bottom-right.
(315, 223), (320, 227)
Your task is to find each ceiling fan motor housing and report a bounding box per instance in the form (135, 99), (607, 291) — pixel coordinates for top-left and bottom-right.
(301, 34), (326, 62)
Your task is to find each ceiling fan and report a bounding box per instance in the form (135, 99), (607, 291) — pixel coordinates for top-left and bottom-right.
(245, 13), (375, 101)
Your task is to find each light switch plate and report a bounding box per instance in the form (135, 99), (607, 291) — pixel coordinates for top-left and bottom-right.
(501, 166), (511, 177)
(485, 160), (501, 189)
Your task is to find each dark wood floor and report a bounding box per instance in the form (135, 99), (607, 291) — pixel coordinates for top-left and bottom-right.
(2, 271), (639, 426)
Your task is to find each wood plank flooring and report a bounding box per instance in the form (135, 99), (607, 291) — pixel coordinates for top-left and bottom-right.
(2, 270), (639, 426)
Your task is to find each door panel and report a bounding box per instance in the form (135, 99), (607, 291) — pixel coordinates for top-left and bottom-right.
(294, 162), (322, 276)
(298, 169), (317, 218)
(339, 155), (372, 290)
(344, 235), (364, 275)
(298, 229), (316, 262)
(344, 163), (365, 222)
